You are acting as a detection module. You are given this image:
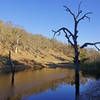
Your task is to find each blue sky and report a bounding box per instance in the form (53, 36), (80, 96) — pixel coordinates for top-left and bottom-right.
(0, 0), (100, 46)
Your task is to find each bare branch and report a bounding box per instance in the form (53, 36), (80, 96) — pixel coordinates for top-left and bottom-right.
(52, 27), (74, 46)
(78, 12), (92, 22)
(94, 45), (100, 51)
(52, 27), (74, 38)
(80, 42), (100, 51)
(63, 5), (76, 21)
(76, 10), (82, 19)
(78, 1), (82, 13)
(63, 30), (74, 46)
(76, 2), (82, 19)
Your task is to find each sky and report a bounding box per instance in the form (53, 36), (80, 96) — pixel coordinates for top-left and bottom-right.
(0, 0), (100, 46)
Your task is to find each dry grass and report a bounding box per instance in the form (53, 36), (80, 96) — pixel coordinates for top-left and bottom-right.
(0, 43), (72, 72)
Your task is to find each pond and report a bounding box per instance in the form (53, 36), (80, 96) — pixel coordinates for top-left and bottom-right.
(0, 68), (98, 100)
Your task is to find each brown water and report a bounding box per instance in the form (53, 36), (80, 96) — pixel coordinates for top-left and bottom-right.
(0, 68), (96, 100)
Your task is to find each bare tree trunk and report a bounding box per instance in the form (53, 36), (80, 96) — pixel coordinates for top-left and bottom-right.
(15, 39), (18, 54)
(73, 37), (80, 100)
(9, 49), (15, 86)
(74, 43), (80, 100)
(15, 47), (18, 54)
(53, 3), (100, 100)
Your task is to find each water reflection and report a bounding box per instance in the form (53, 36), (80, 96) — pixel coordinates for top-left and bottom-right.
(0, 68), (96, 100)
(6, 85), (15, 100)
(75, 69), (80, 100)
(11, 73), (15, 87)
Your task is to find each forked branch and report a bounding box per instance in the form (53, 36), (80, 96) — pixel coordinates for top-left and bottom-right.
(53, 27), (74, 38)
(76, 2), (82, 19)
(52, 27), (74, 46)
(78, 12), (92, 22)
(63, 5), (76, 21)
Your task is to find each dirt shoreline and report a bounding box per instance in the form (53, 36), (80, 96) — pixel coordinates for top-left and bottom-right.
(0, 59), (74, 73)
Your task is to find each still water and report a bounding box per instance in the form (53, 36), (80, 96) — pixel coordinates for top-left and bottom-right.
(0, 68), (97, 100)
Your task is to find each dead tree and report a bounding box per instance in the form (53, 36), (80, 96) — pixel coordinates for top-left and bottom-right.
(53, 3), (100, 67)
(53, 3), (100, 99)
(9, 49), (15, 85)
(12, 27), (23, 54)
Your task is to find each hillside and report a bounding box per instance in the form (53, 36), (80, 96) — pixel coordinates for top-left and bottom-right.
(0, 20), (99, 72)
(0, 20), (75, 72)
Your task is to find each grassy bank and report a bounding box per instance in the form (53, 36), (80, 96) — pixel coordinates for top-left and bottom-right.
(0, 48), (71, 73)
(0, 54), (45, 73)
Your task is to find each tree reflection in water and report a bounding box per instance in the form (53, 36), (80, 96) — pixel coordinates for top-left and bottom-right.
(75, 68), (80, 100)
(0, 68), (97, 100)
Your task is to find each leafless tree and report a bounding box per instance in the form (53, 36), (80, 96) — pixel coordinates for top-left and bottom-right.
(53, 2), (100, 66)
(53, 3), (100, 99)
(12, 27), (23, 54)
(9, 48), (15, 86)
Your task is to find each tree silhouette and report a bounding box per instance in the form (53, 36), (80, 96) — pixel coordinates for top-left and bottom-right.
(8, 49), (15, 86)
(53, 3), (100, 99)
(53, 3), (100, 65)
